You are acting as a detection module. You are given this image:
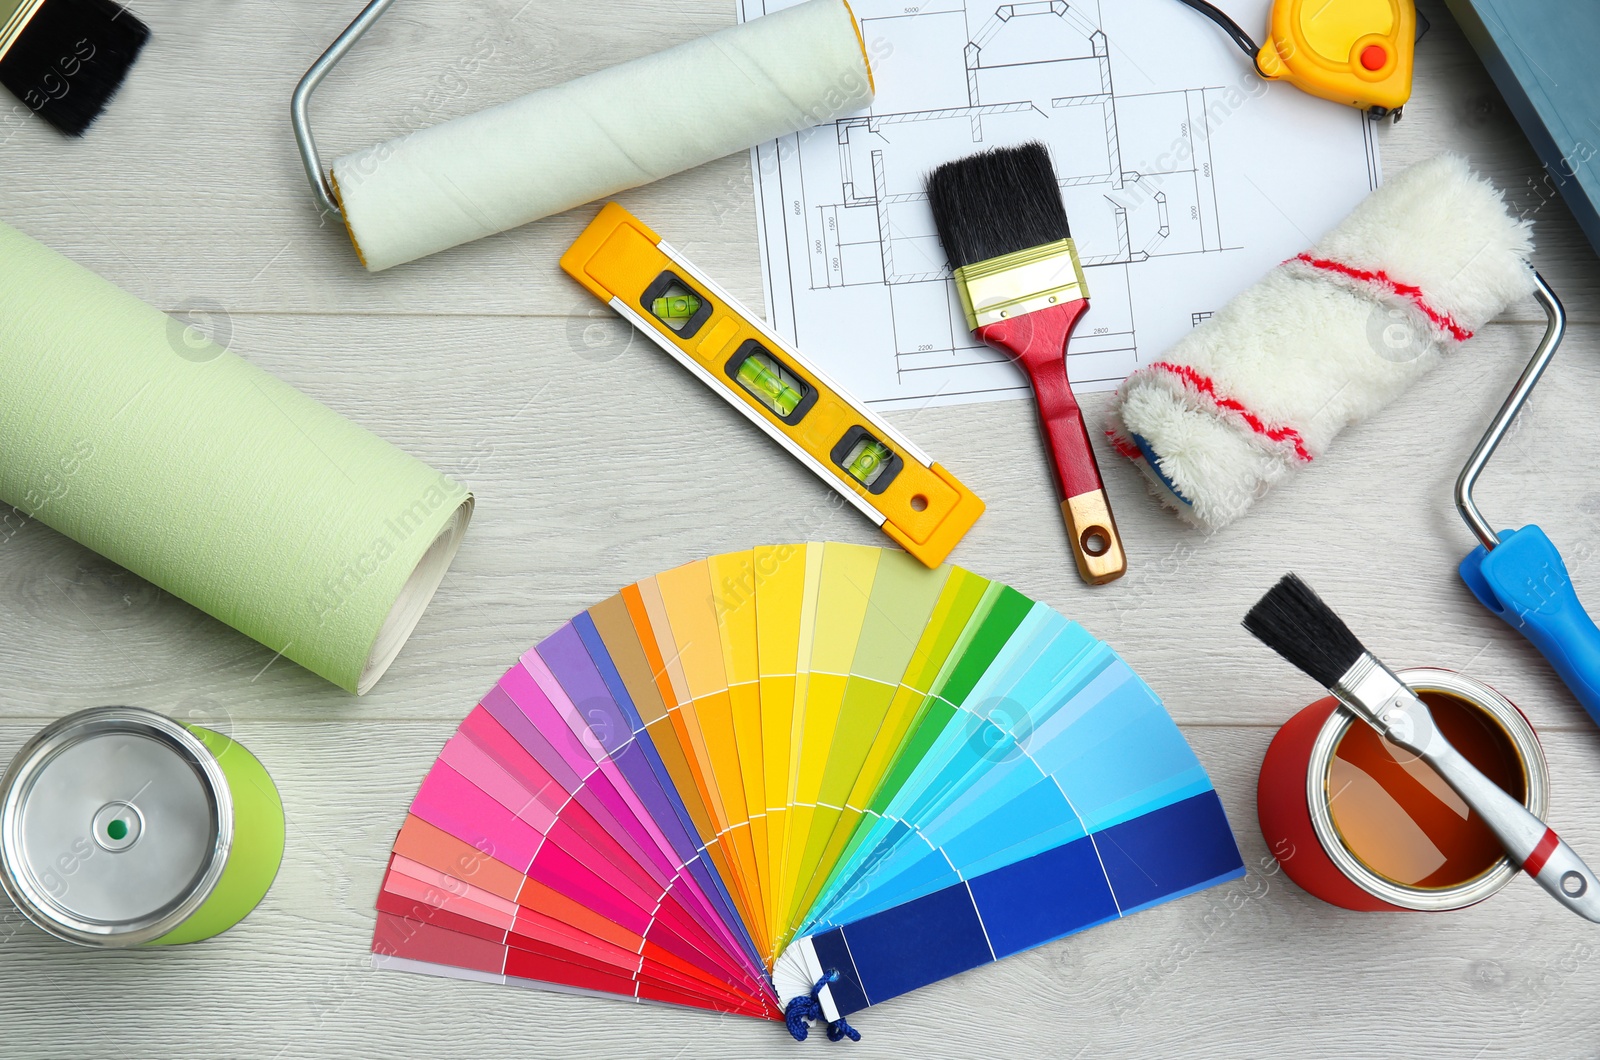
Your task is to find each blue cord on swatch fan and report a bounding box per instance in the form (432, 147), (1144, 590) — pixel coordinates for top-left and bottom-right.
(784, 971), (862, 1042)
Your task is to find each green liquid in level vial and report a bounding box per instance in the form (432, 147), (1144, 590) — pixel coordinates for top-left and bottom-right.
(737, 355), (802, 418)
(651, 294), (701, 323)
(845, 440), (891, 486)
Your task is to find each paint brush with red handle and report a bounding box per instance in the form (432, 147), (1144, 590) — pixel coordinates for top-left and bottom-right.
(928, 142), (1125, 584)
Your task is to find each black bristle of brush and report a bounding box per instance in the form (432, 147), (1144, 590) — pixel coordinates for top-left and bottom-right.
(0, 0), (150, 136)
(926, 142), (1070, 269)
(1242, 573), (1369, 689)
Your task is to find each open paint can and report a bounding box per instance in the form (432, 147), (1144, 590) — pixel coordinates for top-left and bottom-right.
(0, 707), (285, 946)
(1258, 667), (1548, 912)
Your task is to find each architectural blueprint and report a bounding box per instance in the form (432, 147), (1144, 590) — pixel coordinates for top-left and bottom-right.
(741, 0), (1381, 409)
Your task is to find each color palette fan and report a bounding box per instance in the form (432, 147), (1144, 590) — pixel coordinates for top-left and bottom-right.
(371, 544), (1244, 1038)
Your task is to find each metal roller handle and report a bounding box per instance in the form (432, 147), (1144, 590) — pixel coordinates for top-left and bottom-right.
(290, 0), (400, 218)
(1454, 273), (1566, 550)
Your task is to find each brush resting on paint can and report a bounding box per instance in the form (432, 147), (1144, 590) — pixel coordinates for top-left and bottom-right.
(0, 0), (149, 135)
(1257, 669), (1551, 913)
(927, 142), (1124, 585)
(1244, 573), (1600, 923)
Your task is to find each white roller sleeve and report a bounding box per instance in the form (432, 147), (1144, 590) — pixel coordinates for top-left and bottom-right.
(330, 0), (873, 271)
(1105, 154), (1536, 532)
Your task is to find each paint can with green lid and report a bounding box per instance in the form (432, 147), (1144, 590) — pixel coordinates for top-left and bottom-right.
(0, 706), (285, 946)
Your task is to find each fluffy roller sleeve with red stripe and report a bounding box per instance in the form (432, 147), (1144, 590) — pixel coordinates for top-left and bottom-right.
(1106, 154), (1535, 532)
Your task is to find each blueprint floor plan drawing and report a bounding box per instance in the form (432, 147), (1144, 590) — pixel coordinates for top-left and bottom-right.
(742, 0), (1381, 410)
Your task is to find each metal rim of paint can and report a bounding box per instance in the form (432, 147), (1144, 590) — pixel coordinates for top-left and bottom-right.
(0, 706), (284, 947)
(1281, 667), (1548, 912)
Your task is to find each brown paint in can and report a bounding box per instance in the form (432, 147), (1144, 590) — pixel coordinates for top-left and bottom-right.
(1258, 668), (1548, 912)
(1328, 689), (1526, 890)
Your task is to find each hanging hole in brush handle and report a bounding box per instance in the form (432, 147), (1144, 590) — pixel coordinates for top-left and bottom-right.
(1060, 489), (1124, 584)
(1423, 734), (1600, 923)
(291, 0), (402, 218)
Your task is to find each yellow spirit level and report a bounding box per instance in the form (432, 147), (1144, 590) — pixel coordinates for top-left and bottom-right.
(561, 203), (985, 568)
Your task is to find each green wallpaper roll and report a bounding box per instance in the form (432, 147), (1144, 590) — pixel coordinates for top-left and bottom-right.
(0, 221), (472, 693)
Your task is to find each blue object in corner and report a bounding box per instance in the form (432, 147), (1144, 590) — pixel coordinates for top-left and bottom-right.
(1130, 432), (1191, 507)
(1460, 525), (1600, 728)
(1443, 0), (1600, 259)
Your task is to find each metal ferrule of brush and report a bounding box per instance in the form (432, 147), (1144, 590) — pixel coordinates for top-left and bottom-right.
(0, 0), (46, 59)
(952, 238), (1089, 331)
(1332, 654), (1438, 756)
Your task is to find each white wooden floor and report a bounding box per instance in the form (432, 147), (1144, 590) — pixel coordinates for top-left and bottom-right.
(3, 0), (1600, 1056)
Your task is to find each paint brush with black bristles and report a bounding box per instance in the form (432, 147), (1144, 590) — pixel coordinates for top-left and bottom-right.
(927, 141), (1124, 584)
(0, 0), (149, 136)
(1244, 572), (1600, 922)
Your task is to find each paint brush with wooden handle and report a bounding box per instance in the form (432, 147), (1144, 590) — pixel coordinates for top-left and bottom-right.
(928, 142), (1125, 584)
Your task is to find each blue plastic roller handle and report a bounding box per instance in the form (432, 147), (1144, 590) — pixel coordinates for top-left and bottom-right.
(1459, 525), (1600, 727)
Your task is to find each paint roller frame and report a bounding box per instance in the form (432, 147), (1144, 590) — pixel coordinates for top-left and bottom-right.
(1454, 273), (1564, 550)
(1454, 275), (1600, 727)
(291, 0), (396, 221)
